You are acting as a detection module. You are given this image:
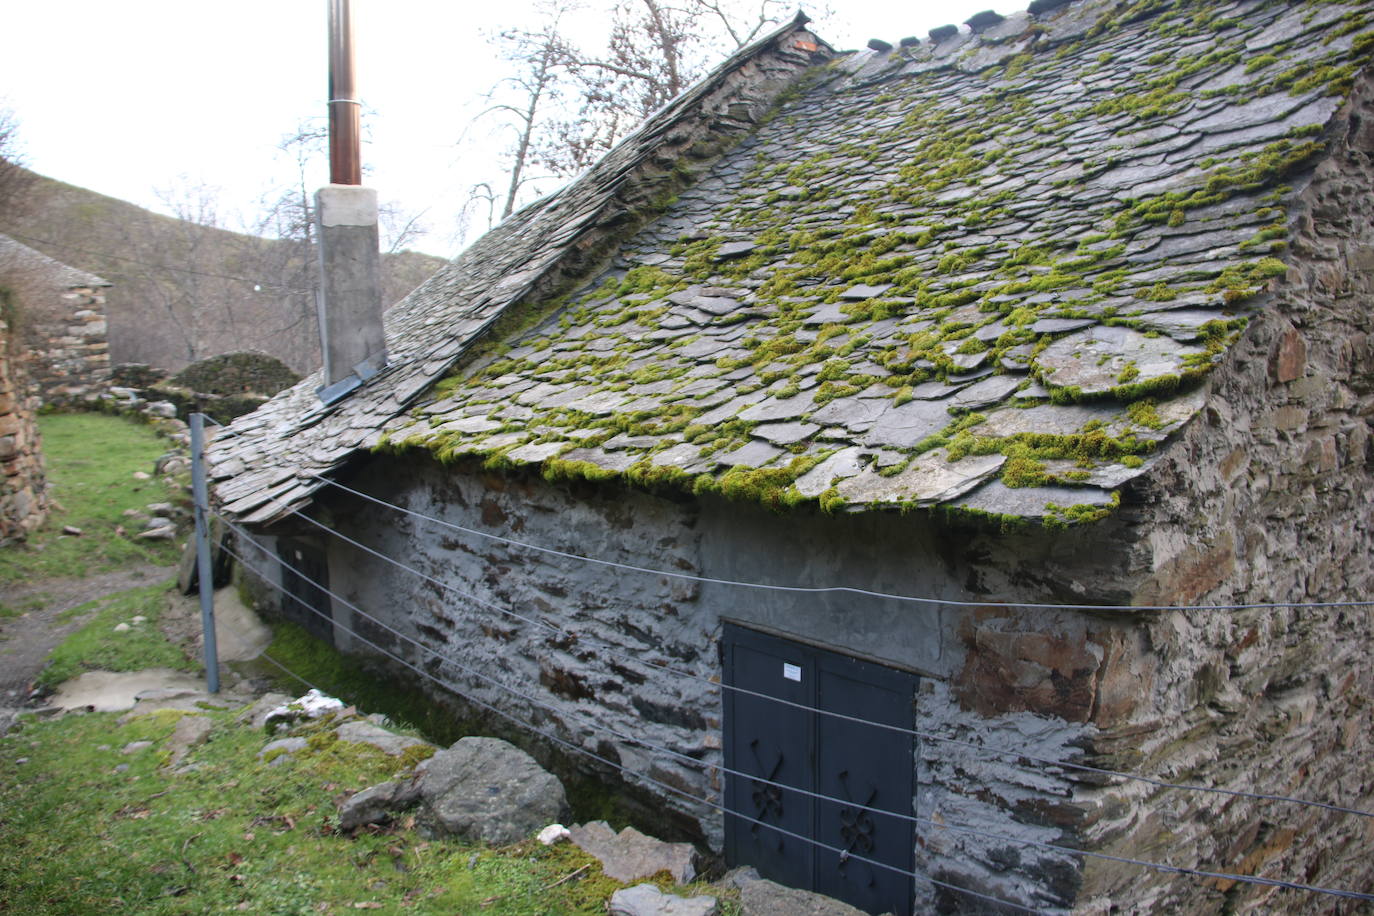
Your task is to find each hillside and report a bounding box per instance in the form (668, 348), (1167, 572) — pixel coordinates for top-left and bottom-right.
(0, 169), (445, 374)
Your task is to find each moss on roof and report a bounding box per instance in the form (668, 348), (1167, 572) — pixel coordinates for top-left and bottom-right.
(379, 0), (1370, 522)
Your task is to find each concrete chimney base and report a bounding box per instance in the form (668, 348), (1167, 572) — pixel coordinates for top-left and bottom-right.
(315, 184), (386, 400)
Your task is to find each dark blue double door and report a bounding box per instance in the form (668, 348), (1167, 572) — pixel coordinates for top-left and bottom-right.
(722, 623), (917, 916)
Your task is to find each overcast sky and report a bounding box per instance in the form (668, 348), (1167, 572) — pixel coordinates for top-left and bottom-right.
(0, 0), (1025, 258)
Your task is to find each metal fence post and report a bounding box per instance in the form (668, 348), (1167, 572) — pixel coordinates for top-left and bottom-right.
(190, 413), (220, 694)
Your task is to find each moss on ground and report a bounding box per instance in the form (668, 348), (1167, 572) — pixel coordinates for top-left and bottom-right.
(0, 702), (738, 915)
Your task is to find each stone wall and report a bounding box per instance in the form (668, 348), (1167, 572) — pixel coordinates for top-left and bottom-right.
(0, 235), (112, 406)
(0, 309), (46, 542)
(236, 390), (1374, 914)
(238, 451), (1130, 911)
(921, 75), (1374, 912)
(1047, 73), (1374, 915)
(27, 281), (111, 405)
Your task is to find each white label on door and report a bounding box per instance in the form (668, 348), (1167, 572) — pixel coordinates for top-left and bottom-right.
(782, 663), (802, 682)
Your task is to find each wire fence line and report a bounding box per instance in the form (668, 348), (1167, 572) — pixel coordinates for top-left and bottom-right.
(302, 473), (1374, 613)
(216, 511), (1374, 823)
(220, 541), (1043, 915)
(4, 230), (315, 294)
(195, 413), (1374, 615)
(219, 534), (1374, 906)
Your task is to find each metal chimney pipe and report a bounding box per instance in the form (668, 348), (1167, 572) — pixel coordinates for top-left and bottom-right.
(327, 0), (362, 186)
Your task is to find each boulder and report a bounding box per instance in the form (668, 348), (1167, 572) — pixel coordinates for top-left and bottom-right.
(570, 820), (700, 883)
(161, 714), (212, 768)
(263, 689), (344, 731)
(417, 737), (568, 844)
(334, 719), (433, 757)
(728, 868), (870, 916)
(609, 884), (718, 916)
(338, 778), (422, 830)
(257, 736), (307, 765)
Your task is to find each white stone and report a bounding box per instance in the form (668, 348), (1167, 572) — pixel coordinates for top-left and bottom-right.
(537, 823), (572, 845)
(264, 689), (345, 730)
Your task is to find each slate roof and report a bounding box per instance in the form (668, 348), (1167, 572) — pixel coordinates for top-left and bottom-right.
(0, 234), (111, 290)
(212, 0), (1374, 525)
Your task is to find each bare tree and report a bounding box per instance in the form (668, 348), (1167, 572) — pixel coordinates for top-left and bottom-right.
(0, 107), (34, 221)
(476, 0), (794, 214)
(693, 0), (788, 47)
(379, 200), (430, 254)
(470, 9), (579, 222)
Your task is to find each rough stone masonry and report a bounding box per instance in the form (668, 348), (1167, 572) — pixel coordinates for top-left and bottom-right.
(219, 0), (1374, 911)
(0, 310), (46, 542)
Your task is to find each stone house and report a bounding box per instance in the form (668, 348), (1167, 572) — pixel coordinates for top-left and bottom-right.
(211, 0), (1374, 912)
(0, 233), (112, 405)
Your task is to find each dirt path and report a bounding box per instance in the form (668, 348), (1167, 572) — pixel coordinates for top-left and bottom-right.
(0, 563), (176, 710)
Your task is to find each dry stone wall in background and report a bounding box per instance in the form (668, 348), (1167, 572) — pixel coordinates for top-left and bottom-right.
(0, 311), (46, 542)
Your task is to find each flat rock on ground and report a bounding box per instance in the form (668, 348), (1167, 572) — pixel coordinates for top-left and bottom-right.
(334, 719), (433, 756)
(609, 884), (718, 916)
(727, 868), (872, 916)
(162, 714), (213, 768)
(258, 736), (308, 764)
(570, 820), (699, 884)
(416, 736), (569, 845)
(338, 778), (423, 830)
(49, 669), (214, 713)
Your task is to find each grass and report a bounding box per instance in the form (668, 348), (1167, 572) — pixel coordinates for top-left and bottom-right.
(36, 579), (197, 688)
(0, 700), (736, 914)
(0, 412), (185, 586)
(0, 707), (647, 914)
(4, 580), (736, 914)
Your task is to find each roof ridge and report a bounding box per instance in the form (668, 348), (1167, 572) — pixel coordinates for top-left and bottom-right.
(0, 232), (112, 288)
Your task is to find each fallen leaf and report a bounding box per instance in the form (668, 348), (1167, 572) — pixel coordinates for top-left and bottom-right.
(227, 852), (244, 866)
(242, 831), (255, 841)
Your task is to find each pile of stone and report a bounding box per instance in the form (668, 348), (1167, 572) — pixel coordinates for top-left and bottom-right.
(122, 499), (187, 540)
(238, 689), (866, 915)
